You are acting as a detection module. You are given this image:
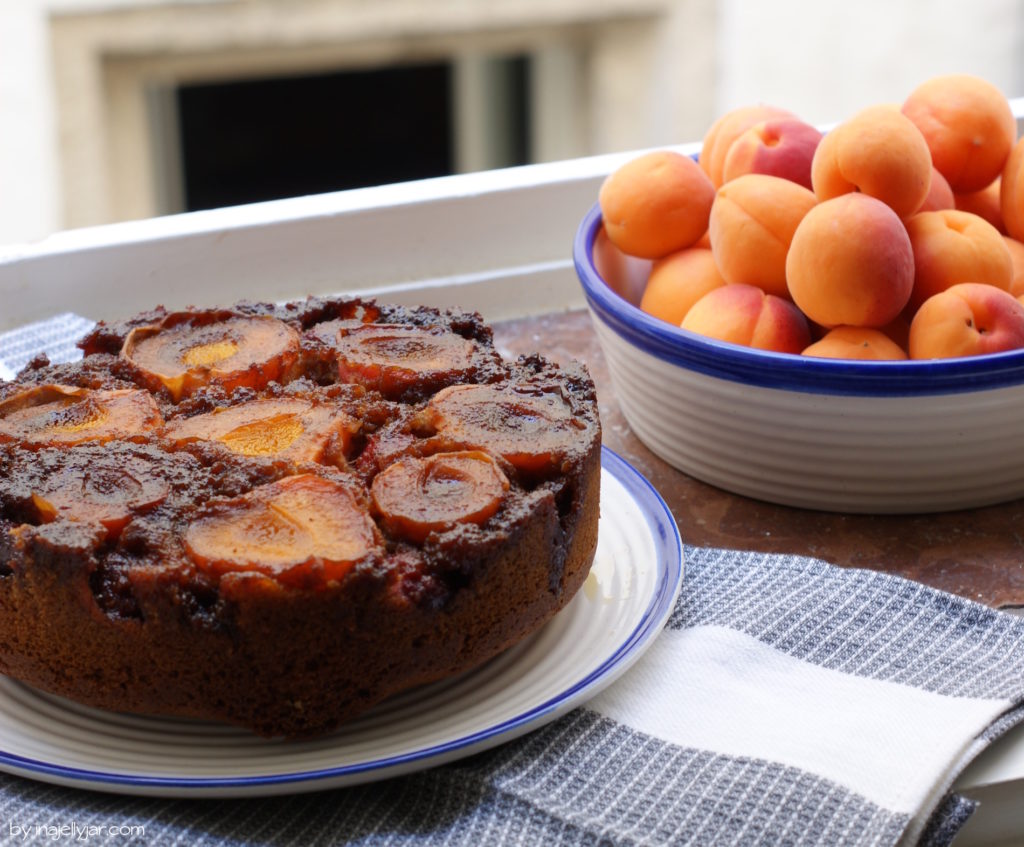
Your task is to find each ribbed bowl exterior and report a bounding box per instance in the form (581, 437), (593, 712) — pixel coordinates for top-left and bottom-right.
(590, 314), (1024, 512)
(575, 202), (1024, 513)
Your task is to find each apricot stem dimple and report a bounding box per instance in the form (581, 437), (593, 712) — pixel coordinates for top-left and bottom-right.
(909, 283), (1024, 358)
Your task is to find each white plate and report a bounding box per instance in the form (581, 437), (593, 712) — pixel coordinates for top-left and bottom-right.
(0, 447), (682, 797)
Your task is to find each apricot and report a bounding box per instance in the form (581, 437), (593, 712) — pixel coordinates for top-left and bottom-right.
(1002, 137), (1024, 241)
(122, 313), (300, 402)
(877, 315), (912, 351)
(592, 225), (652, 306)
(185, 474), (381, 586)
(902, 74), (1016, 193)
(1003, 235), (1024, 296)
(954, 179), (1004, 233)
(919, 167), (955, 212)
(680, 283), (810, 353)
(707, 174), (817, 298)
(28, 450), (170, 539)
(909, 282), (1024, 359)
(599, 150), (715, 258)
(165, 398), (358, 466)
(810, 105), (932, 218)
(371, 451), (510, 543)
(802, 326), (907, 360)
(721, 118), (822, 190)
(786, 194), (914, 328)
(903, 209), (1012, 314)
(0, 385), (163, 448)
(427, 384), (582, 474)
(305, 306), (384, 350)
(333, 324), (479, 400)
(699, 104), (795, 187)
(639, 248), (726, 326)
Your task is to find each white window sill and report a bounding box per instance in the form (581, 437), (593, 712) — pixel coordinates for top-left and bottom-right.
(0, 142), (699, 332)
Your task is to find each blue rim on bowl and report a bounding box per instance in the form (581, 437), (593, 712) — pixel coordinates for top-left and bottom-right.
(574, 201), (1024, 397)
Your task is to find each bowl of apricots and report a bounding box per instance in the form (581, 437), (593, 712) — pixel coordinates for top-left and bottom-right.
(575, 73), (1024, 513)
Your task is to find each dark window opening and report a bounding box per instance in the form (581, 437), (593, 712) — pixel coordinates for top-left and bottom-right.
(504, 56), (530, 167)
(177, 62), (454, 211)
(175, 56), (531, 213)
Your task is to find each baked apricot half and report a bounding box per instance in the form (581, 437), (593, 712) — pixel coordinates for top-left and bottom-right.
(333, 324), (478, 398)
(28, 450), (170, 539)
(427, 384), (584, 473)
(165, 398), (358, 466)
(122, 313), (300, 401)
(371, 450), (509, 542)
(184, 474), (381, 586)
(0, 385), (163, 448)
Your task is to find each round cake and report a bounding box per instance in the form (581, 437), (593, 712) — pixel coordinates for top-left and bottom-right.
(0, 297), (601, 737)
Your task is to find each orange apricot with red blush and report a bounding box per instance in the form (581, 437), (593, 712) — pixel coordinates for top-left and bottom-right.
(721, 118), (822, 190)
(786, 193), (914, 328)
(903, 209), (1012, 314)
(639, 248), (727, 326)
(599, 150), (715, 259)
(802, 327), (907, 360)
(909, 283), (1024, 359)
(903, 74), (1016, 193)
(708, 174), (817, 299)
(810, 105), (932, 219)
(699, 104), (795, 188)
(681, 283), (810, 354)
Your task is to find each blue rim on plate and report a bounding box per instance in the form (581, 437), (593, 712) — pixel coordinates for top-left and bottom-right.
(0, 445), (683, 794)
(574, 201), (1024, 397)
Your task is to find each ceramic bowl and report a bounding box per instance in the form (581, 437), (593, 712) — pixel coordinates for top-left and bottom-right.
(574, 201), (1024, 513)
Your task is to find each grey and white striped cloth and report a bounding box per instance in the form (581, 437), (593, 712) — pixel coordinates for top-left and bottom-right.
(0, 313), (95, 382)
(1, 314), (1023, 846)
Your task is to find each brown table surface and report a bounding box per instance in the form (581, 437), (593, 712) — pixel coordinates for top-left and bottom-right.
(493, 308), (1024, 611)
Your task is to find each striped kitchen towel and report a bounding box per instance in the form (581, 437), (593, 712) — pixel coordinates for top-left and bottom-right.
(0, 313), (95, 380)
(1, 315), (1023, 846)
